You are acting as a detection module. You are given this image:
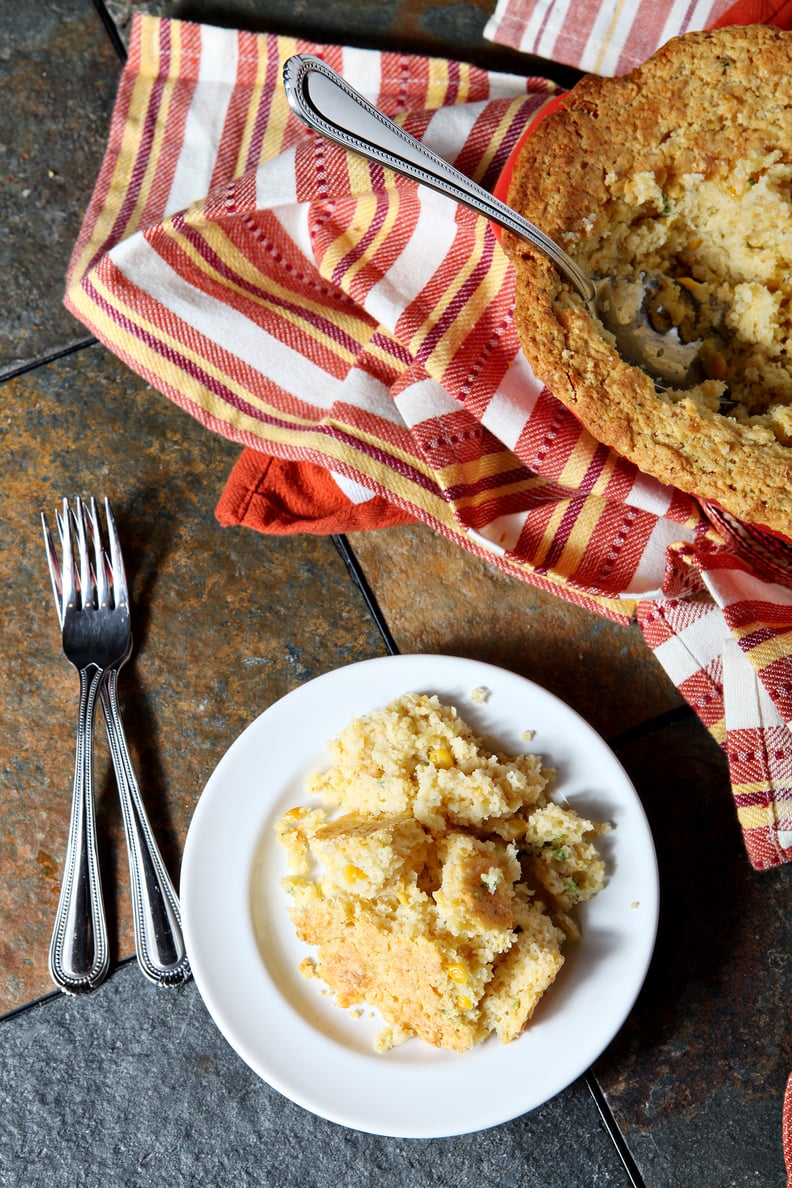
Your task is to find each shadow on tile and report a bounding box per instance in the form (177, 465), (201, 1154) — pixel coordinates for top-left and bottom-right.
(595, 715), (789, 1186)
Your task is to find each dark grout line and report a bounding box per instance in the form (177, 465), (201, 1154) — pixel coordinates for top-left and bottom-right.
(0, 989), (62, 1023)
(607, 702), (696, 753)
(0, 956), (137, 1025)
(334, 536), (700, 755)
(332, 534), (400, 656)
(586, 1073), (647, 1188)
(0, 337), (99, 385)
(92, 0), (128, 63)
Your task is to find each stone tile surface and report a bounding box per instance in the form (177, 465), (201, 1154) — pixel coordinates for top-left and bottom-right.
(599, 716), (791, 1186)
(0, 963), (631, 1188)
(348, 523), (684, 741)
(0, 343), (387, 1012)
(0, 0), (122, 374)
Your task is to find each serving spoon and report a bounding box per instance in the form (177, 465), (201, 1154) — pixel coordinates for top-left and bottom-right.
(283, 54), (703, 391)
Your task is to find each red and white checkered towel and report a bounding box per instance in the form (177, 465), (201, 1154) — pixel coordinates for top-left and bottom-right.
(64, 14), (792, 879)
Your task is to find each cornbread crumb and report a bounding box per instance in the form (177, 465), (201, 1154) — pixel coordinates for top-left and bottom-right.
(275, 693), (608, 1053)
(470, 686), (490, 704)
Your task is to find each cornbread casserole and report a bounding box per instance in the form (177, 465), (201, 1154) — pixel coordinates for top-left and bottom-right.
(276, 693), (608, 1053)
(504, 25), (792, 537)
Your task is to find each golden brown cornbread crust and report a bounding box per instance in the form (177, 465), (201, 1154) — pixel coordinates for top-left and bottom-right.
(504, 25), (792, 538)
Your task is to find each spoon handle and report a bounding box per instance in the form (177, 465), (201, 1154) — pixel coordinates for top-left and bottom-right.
(283, 54), (593, 301)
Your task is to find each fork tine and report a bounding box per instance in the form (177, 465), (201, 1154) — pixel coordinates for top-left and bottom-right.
(60, 498), (77, 612)
(103, 497), (128, 609)
(86, 497), (110, 609)
(41, 512), (65, 628)
(74, 497), (94, 611)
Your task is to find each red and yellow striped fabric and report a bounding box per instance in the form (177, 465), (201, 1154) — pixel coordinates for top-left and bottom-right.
(483, 0), (792, 75)
(65, 14), (792, 870)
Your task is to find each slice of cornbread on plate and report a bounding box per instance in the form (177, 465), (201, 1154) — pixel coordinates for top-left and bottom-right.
(433, 832), (521, 941)
(481, 901), (567, 1045)
(309, 812), (431, 900)
(289, 896), (488, 1053)
(276, 692), (608, 1053)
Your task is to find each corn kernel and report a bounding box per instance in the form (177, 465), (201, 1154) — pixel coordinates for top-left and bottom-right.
(447, 963), (468, 984)
(344, 864), (367, 883)
(457, 995), (474, 1011)
(284, 806), (308, 820)
(429, 747), (454, 769)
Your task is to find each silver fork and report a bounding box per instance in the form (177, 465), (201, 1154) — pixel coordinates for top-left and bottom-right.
(43, 497), (190, 992)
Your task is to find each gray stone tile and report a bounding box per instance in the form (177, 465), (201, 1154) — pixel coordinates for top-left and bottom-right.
(0, 1), (122, 374)
(0, 963), (631, 1187)
(596, 715), (791, 1187)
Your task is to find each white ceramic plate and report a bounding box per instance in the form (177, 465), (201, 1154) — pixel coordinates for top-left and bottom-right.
(181, 654), (658, 1138)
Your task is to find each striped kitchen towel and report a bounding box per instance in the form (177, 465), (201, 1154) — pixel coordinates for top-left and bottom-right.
(484, 0), (792, 75)
(64, 15), (792, 870)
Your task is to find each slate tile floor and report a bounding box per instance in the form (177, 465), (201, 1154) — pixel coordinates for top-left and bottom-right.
(1, 3), (789, 1185)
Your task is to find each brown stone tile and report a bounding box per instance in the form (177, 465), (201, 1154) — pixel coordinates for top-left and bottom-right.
(0, 343), (386, 1013)
(347, 523), (684, 740)
(0, 1), (122, 374)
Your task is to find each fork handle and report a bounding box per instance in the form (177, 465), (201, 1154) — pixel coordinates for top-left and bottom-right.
(101, 670), (191, 987)
(49, 665), (110, 995)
